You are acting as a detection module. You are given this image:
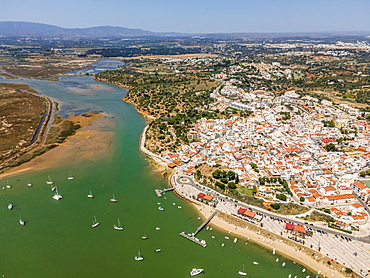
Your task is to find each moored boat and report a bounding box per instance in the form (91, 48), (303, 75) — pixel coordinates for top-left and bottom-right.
(46, 176), (53, 185)
(52, 187), (63, 200)
(19, 215), (25, 225)
(158, 206), (164, 211)
(110, 194), (117, 202)
(190, 268), (204, 276)
(113, 219), (123, 230)
(92, 216), (100, 228)
(67, 171), (74, 180)
(238, 264), (247, 275)
(155, 249), (161, 252)
(134, 250), (144, 261)
(87, 190), (94, 198)
(8, 203), (13, 210)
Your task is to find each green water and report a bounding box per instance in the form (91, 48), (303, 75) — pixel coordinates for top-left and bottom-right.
(0, 61), (314, 277)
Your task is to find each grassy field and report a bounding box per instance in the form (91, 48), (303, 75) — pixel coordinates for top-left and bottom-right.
(0, 84), (47, 163)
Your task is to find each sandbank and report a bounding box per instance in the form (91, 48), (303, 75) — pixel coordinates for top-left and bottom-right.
(0, 114), (114, 179)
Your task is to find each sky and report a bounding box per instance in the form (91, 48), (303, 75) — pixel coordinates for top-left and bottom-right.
(0, 0), (369, 33)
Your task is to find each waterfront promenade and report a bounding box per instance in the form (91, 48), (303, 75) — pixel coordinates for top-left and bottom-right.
(171, 172), (370, 277)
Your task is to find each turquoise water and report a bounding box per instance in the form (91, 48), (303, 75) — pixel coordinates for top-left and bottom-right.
(0, 61), (314, 277)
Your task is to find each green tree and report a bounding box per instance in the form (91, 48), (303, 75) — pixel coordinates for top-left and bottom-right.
(324, 143), (338, 152)
(271, 203), (280, 210)
(215, 181), (225, 190)
(235, 175), (239, 184)
(212, 170), (222, 179)
(299, 196), (305, 202)
(226, 170), (236, 180)
(220, 178), (228, 184)
(276, 194), (287, 201)
(228, 182), (237, 189)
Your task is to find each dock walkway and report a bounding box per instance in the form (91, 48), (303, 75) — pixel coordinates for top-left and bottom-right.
(179, 210), (218, 247)
(155, 188), (174, 197)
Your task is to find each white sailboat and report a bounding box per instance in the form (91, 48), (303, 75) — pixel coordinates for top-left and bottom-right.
(27, 178), (32, 187)
(67, 171), (74, 180)
(53, 187), (63, 200)
(8, 203), (13, 210)
(134, 250), (144, 261)
(238, 264), (247, 276)
(19, 215), (25, 225)
(110, 194), (117, 202)
(113, 219), (123, 230)
(46, 176), (53, 185)
(6, 180), (11, 189)
(87, 190), (94, 198)
(92, 216), (100, 228)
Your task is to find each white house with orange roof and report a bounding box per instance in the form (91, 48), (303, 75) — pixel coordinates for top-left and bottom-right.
(352, 181), (368, 194)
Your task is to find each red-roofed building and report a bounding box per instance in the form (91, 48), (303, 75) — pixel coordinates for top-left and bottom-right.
(238, 208), (247, 214)
(352, 181), (368, 194)
(325, 194), (355, 204)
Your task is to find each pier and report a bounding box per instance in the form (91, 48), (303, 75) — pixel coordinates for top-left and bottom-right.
(179, 211), (218, 247)
(194, 211), (218, 236)
(154, 187), (174, 197)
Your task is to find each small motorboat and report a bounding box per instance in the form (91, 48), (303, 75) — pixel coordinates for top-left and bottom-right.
(141, 235), (148, 239)
(8, 203), (13, 210)
(253, 262), (259, 265)
(155, 249), (161, 252)
(190, 268), (204, 276)
(158, 206), (164, 211)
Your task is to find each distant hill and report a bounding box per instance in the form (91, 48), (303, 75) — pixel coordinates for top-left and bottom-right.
(0, 21), (154, 37)
(0, 21), (368, 39)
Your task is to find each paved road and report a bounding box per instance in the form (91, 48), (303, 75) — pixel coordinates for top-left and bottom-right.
(173, 174), (370, 275)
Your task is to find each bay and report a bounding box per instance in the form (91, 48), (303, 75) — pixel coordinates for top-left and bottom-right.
(0, 61), (314, 277)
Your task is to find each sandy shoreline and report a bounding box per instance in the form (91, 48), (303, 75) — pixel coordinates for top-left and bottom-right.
(194, 204), (347, 277)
